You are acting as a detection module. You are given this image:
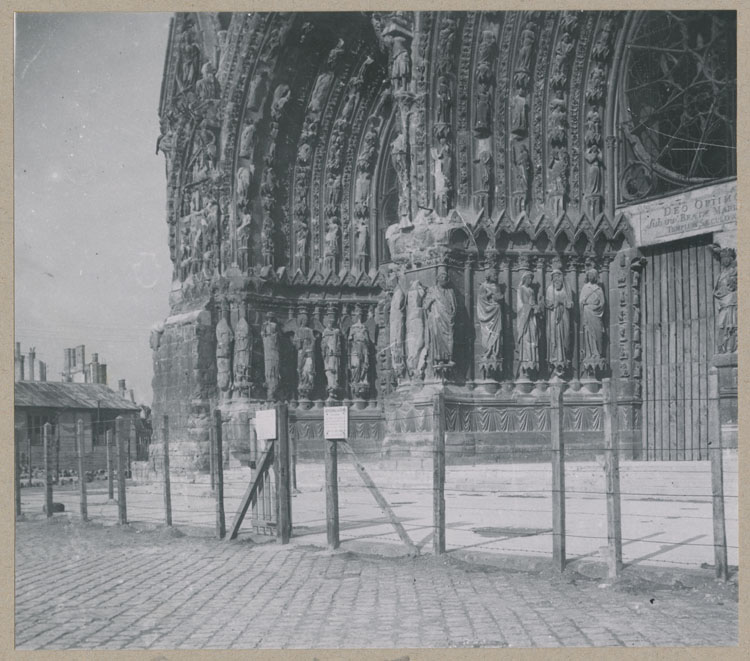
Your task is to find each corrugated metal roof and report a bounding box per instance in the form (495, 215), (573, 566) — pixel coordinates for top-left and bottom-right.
(14, 381), (141, 411)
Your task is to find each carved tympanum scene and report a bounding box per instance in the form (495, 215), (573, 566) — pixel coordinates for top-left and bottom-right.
(151, 11), (736, 469)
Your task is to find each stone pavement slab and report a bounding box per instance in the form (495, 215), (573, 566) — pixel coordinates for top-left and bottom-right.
(14, 517), (737, 650)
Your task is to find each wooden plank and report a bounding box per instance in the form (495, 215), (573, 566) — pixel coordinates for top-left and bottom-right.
(162, 416), (172, 527)
(76, 419), (88, 521)
(227, 444), (274, 541)
(697, 245), (708, 458)
(325, 437), (340, 549)
(433, 392), (446, 555)
(276, 403), (291, 544)
(667, 249), (678, 459)
(708, 366), (728, 580)
(106, 428), (114, 500)
(674, 244), (684, 460)
(646, 252), (656, 461)
(550, 385), (566, 572)
(681, 245), (693, 460)
(657, 249), (667, 460)
(341, 442), (419, 556)
(602, 379), (622, 577)
(686, 245), (697, 460)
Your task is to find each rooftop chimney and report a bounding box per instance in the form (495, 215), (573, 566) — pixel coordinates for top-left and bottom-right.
(14, 344), (24, 381)
(27, 348), (36, 382)
(38, 361), (47, 382)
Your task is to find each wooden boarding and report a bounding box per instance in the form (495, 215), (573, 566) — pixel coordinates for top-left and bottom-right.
(227, 444), (275, 541)
(340, 441), (419, 556)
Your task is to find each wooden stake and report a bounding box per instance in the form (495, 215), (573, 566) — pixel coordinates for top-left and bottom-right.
(106, 429), (114, 501)
(550, 385), (566, 572)
(76, 419), (88, 521)
(342, 442), (418, 555)
(708, 365), (728, 580)
(325, 435), (340, 550)
(115, 416), (127, 525)
(276, 403), (291, 544)
(432, 391), (446, 555)
(27, 435), (32, 488)
(602, 379), (622, 578)
(43, 423), (53, 518)
(15, 428), (21, 518)
(162, 415), (172, 527)
(209, 423), (216, 492)
(213, 410), (226, 539)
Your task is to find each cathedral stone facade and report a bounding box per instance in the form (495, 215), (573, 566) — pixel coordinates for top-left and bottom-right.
(152, 11), (736, 469)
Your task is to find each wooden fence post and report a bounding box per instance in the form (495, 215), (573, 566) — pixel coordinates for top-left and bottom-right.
(162, 415), (172, 527)
(115, 416), (128, 524)
(550, 385), (566, 572)
(15, 429), (21, 518)
(106, 429), (114, 501)
(325, 420), (340, 550)
(27, 435), (32, 488)
(602, 379), (622, 578)
(76, 419), (88, 522)
(276, 403), (291, 544)
(708, 365), (728, 581)
(209, 423), (216, 492)
(214, 410), (226, 539)
(432, 391), (446, 556)
(43, 423), (53, 518)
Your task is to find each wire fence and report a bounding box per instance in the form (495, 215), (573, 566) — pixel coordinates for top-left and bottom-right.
(16, 371), (738, 579)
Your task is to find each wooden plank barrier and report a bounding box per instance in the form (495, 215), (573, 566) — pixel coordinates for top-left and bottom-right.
(162, 415), (172, 527)
(76, 419), (88, 522)
(432, 392), (446, 556)
(602, 379), (622, 578)
(549, 385), (566, 572)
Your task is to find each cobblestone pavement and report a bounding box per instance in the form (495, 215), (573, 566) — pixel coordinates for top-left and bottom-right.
(15, 518), (737, 651)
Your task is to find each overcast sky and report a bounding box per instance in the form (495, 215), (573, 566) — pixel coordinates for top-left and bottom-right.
(15, 12), (173, 404)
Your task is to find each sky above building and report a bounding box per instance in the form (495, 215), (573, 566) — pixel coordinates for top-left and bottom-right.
(15, 12), (173, 404)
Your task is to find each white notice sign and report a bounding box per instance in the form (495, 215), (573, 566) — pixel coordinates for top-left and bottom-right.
(255, 409), (277, 441)
(324, 406), (349, 440)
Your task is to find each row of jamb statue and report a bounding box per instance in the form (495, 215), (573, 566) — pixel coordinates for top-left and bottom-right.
(390, 264), (607, 384)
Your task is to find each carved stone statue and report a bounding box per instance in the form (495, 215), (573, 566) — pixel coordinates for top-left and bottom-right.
(324, 220), (340, 274)
(216, 299), (234, 395)
(237, 213), (252, 271)
(580, 266), (606, 376)
(389, 280), (406, 379)
(348, 305), (371, 397)
(247, 70), (269, 112)
(233, 304), (252, 396)
(239, 119), (257, 159)
(309, 72), (333, 113)
(177, 31), (201, 90)
(474, 85), (492, 137)
(294, 309), (316, 399)
(424, 267), (456, 372)
(406, 279), (426, 379)
(261, 312), (281, 399)
(390, 35), (411, 91)
(295, 221), (308, 272)
(322, 311), (342, 398)
(477, 271), (504, 379)
(510, 91), (529, 136)
(271, 84), (291, 121)
(545, 269), (573, 377)
(355, 221), (369, 273)
(714, 248), (737, 353)
(517, 22), (536, 72)
(391, 132), (410, 219)
(516, 271), (539, 379)
(432, 137), (452, 217)
(236, 166), (253, 210)
(585, 144), (604, 217)
(196, 62), (220, 101)
(436, 75), (451, 125)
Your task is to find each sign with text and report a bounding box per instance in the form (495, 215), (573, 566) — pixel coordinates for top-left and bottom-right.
(255, 409), (277, 441)
(324, 406), (349, 440)
(626, 180), (736, 247)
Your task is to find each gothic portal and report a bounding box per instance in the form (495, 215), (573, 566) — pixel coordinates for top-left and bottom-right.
(151, 11), (736, 469)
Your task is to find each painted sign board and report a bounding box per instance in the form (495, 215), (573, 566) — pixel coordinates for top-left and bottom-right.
(255, 409), (277, 441)
(324, 406), (349, 440)
(625, 180), (736, 247)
